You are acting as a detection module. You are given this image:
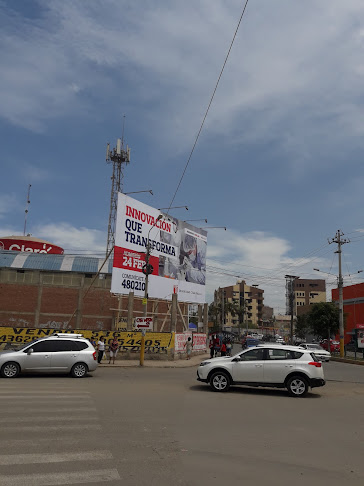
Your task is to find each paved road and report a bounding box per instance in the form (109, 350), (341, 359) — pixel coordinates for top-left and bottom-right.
(0, 362), (363, 485)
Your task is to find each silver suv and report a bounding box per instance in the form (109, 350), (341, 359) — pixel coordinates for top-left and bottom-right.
(0, 333), (98, 378)
(197, 345), (325, 397)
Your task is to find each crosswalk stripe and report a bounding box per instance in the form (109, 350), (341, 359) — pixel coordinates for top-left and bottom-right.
(0, 391), (90, 395)
(0, 395), (91, 399)
(3, 416), (98, 423)
(0, 407), (97, 414)
(0, 450), (113, 465)
(1, 438), (102, 447)
(0, 468), (120, 485)
(0, 424), (102, 432)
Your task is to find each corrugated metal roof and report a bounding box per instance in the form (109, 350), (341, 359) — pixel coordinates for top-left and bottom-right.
(0, 251), (113, 274)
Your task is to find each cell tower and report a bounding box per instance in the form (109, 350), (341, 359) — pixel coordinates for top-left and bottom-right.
(105, 125), (131, 256)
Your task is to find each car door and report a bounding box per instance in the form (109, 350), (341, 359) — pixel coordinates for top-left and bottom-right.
(51, 340), (80, 371)
(22, 340), (53, 371)
(263, 348), (296, 384)
(232, 348), (265, 383)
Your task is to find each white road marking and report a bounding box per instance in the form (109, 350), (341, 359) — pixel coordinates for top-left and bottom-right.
(0, 424), (102, 432)
(3, 416), (98, 423)
(0, 395), (91, 399)
(0, 468), (120, 485)
(0, 407), (97, 414)
(0, 450), (113, 465)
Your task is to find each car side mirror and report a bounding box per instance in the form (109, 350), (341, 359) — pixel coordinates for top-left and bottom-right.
(27, 348), (34, 355)
(232, 357), (241, 362)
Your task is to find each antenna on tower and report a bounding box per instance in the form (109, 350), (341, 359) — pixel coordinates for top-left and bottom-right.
(105, 118), (131, 257)
(23, 184), (32, 236)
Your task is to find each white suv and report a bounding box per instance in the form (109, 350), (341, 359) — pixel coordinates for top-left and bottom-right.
(0, 333), (98, 378)
(197, 345), (325, 397)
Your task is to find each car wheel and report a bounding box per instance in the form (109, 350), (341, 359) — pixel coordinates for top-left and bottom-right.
(71, 363), (88, 378)
(209, 371), (231, 392)
(287, 376), (309, 397)
(1, 362), (20, 378)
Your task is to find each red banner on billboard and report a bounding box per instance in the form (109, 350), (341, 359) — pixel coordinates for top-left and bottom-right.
(113, 246), (159, 276)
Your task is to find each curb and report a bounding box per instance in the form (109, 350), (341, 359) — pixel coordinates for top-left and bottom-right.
(331, 357), (364, 366)
(97, 355), (210, 369)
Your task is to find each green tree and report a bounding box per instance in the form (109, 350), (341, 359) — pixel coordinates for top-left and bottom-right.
(208, 303), (221, 330)
(306, 302), (340, 340)
(295, 314), (310, 340)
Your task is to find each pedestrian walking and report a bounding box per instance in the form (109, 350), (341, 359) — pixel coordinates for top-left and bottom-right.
(213, 336), (220, 357)
(90, 337), (97, 348)
(184, 336), (193, 360)
(221, 342), (227, 357)
(226, 341), (232, 357)
(97, 336), (105, 364)
(209, 339), (214, 359)
(108, 337), (119, 364)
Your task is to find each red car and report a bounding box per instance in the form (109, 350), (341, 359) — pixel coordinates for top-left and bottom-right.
(320, 339), (340, 352)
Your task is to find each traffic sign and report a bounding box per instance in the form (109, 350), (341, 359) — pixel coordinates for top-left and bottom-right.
(134, 317), (153, 330)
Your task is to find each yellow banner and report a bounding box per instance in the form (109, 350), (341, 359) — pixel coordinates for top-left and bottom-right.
(0, 327), (174, 351)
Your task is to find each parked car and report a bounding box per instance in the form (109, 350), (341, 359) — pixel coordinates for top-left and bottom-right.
(298, 343), (331, 362)
(320, 339), (339, 353)
(0, 333), (98, 378)
(242, 336), (260, 349)
(197, 344), (325, 397)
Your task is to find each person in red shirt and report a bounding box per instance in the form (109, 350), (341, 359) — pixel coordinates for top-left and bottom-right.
(221, 342), (227, 357)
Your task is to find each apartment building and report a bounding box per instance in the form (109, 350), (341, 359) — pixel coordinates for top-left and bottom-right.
(287, 278), (326, 316)
(213, 280), (264, 329)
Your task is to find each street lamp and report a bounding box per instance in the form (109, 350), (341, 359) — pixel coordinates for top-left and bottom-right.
(124, 190), (153, 196)
(139, 214), (163, 367)
(184, 219), (208, 223)
(158, 206), (188, 211)
(143, 214), (163, 317)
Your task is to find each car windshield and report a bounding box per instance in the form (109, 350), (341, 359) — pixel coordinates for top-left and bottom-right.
(14, 340), (39, 351)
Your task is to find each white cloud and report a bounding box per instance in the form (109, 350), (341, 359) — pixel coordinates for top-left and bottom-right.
(33, 223), (106, 254)
(206, 229), (331, 312)
(2, 0), (364, 172)
(0, 193), (22, 219)
(20, 164), (50, 183)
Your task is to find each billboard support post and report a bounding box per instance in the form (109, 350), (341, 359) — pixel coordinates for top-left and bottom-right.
(127, 292), (134, 331)
(171, 293), (177, 332)
(203, 303), (208, 334)
(140, 215), (163, 366)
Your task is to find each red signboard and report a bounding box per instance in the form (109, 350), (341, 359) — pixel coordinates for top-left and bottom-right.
(0, 238), (64, 255)
(113, 246), (159, 275)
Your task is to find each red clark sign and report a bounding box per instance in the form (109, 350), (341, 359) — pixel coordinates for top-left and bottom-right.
(0, 238), (64, 255)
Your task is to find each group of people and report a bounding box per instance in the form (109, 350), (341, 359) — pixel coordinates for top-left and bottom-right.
(209, 336), (232, 359)
(90, 336), (119, 364)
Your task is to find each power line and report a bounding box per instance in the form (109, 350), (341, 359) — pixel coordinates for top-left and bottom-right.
(165, 0), (251, 214)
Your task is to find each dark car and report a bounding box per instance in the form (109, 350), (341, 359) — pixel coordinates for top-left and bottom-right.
(242, 337), (260, 349)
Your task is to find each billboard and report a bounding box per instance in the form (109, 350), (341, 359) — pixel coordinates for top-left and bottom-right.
(111, 193), (207, 303)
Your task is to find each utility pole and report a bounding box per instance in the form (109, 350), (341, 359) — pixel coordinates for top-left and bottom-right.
(220, 288), (225, 330)
(329, 230), (350, 358)
(139, 214), (163, 366)
(285, 275), (299, 345)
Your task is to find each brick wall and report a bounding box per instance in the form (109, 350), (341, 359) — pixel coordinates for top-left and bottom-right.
(0, 268), (192, 332)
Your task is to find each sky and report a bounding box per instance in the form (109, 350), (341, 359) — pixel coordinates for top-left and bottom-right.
(1, 0), (364, 314)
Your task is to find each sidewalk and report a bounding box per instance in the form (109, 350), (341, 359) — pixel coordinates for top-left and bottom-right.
(98, 353), (210, 368)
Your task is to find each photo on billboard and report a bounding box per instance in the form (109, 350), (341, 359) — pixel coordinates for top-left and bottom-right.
(111, 193), (207, 303)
